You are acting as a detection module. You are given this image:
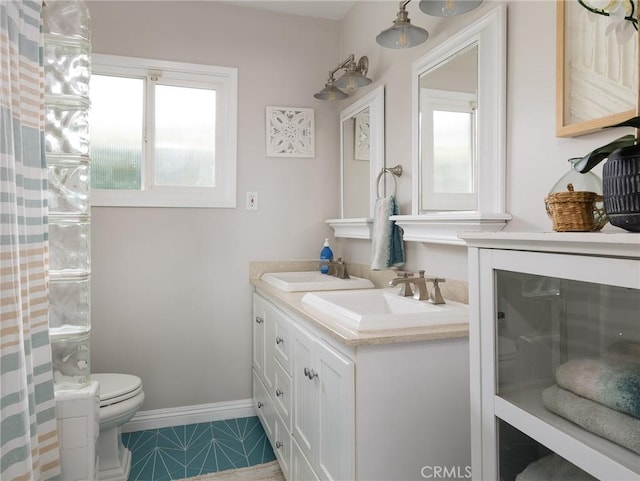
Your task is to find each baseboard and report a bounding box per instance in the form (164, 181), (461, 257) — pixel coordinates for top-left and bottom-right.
(122, 398), (256, 433)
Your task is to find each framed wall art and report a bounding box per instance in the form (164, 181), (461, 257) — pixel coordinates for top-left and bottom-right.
(266, 106), (315, 157)
(556, 0), (638, 137)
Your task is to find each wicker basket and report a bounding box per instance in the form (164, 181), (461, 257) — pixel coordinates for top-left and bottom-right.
(544, 183), (607, 232)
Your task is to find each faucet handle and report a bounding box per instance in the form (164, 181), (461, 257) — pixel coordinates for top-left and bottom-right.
(426, 278), (446, 304)
(335, 258), (350, 279)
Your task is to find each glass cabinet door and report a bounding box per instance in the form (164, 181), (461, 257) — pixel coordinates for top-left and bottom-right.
(478, 247), (640, 481)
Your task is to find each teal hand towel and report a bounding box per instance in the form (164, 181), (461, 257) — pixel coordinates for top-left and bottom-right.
(371, 195), (404, 270)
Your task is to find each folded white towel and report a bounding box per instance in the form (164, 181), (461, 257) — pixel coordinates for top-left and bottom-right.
(542, 384), (640, 455)
(371, 195), (404, 270)
(515, 454), (596, 481)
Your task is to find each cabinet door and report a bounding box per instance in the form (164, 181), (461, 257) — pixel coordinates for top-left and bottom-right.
(293, 323), (356, 481)
(315, 340), (355, 481)
(292, 438), (320, 481)
(292, 323), (318, 466)
(252, 294), (266, 378)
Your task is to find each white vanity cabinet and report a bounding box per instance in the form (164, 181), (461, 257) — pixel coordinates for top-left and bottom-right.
(463, 233), (640, 481)
(252, 288), (471, 481)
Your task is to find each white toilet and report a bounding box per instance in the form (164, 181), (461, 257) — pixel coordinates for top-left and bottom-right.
(93, 373), (145, 481)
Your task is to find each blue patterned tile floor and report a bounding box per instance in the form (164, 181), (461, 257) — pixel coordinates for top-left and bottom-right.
(122, 416), (276, 481)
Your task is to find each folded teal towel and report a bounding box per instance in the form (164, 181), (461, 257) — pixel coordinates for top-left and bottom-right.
(371, 195), (404, 270)
(555, 350), (640, 419)
(542, 384), (640, 455)
(515, 453), (597, 481)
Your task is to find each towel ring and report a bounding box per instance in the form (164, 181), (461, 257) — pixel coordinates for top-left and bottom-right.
(376, 165), (403, 199)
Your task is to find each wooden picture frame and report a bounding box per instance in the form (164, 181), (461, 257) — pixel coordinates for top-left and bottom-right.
(556, 0), (638, 138)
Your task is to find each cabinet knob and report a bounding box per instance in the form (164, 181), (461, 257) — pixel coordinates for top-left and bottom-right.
(275, 336), (284, 345)
(275, 441), (283, 449)
(255, 316), (264, 324)
(257, 401), (264, 409)
(275, 389), (284, 397)
(303, 367), (318, 380)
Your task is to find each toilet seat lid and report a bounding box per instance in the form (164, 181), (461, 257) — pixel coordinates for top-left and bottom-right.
(93, 373), (143, 407)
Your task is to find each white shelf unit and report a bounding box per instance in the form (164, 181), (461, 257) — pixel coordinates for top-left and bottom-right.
(462, 232), (640, 481)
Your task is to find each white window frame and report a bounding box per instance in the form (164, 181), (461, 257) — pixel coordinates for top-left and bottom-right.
(90, 54), (237, 208)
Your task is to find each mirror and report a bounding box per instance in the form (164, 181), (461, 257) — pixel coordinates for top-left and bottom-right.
(556, 0), (638, 137)
(392, 5), (509, 245)
(327, 85), (384, 239)
(342, 107), (371, 217)
(419, 45), (478, 212)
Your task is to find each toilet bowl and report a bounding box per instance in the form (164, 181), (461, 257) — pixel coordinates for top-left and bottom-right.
(93, 373), (144, 481)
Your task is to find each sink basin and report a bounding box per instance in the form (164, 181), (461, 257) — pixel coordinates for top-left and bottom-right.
(261, 271), (374, 292)
(301, 288), (468, 332)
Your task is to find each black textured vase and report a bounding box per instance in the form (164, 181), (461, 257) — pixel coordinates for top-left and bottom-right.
(602, 144), (640, 232)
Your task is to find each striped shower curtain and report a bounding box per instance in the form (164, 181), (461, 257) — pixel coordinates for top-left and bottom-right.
(0, 1), (61, 480)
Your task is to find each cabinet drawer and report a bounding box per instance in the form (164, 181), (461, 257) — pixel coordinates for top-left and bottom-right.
(252, 294), (266, 378)
(273, 359), (292, 430)
(271, 305), (293, 375)
(252, 370), (274, 443)
(273, 411), (291, 481)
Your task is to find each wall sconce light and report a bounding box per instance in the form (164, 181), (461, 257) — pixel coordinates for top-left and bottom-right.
(314, 54), (372, 101)
(419, 0), (483, 17)
(376, 0), (483, 49)
(376, 0), (429, 49)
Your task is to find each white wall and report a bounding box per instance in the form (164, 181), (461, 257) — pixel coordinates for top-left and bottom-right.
(336, 0), (628, 280)
(90, 0), (631, 412)
(89, 1), (341, 410)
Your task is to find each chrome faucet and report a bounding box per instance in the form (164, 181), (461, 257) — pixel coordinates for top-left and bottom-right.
(333, 258), (350, 279)
(389, 270), (446, 304)
(319, 257), (350, 279)
(388, 272), (415, 297)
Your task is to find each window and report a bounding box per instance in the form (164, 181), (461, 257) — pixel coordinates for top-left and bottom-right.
(420, 88), (477, 211)
(90, 54), (237, 207)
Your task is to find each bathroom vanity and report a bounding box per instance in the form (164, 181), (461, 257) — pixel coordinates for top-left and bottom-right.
(462, 232), (640, 481)
(251, 276), (471, 481)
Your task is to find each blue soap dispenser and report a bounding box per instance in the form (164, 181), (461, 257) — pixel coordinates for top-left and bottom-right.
(319, 238), (333, 274)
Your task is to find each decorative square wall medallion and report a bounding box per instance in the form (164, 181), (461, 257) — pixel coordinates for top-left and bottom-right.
(266, 106), (314, 158)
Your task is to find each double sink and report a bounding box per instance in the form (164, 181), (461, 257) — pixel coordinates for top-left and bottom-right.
(261, 271), (468, 333)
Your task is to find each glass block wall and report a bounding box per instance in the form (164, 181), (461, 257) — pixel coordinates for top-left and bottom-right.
(43, 0), (92, 390)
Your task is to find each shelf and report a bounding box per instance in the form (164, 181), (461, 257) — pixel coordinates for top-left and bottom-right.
(390, 213), (511, 245)
(325, 218), (372, 239)
(495, 387), (640, 480)
(460, 231), (640, 258)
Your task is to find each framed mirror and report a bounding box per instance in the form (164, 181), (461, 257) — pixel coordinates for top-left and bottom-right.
(556, 0), (638, 138)
(392, 5), (510, 245)
(327, 85), (384, 239)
